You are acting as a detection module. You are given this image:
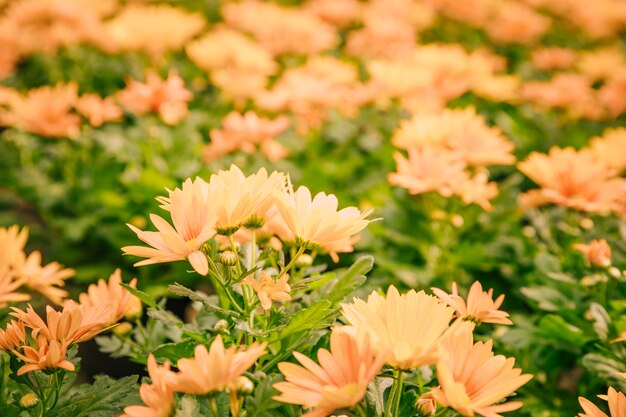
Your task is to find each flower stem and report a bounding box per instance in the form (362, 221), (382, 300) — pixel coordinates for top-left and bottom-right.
(385, 369), (403, 417)
(276, 246), (305, 281)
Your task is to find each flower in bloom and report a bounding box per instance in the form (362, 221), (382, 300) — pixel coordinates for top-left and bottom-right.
(589, 128), (626, 174)
(275, 183), (374, 250)
(20, 251), (74, 305)
(75, 93), (123, 127)
(0, 265), (30, 308)
(204, 111), (290, 162)
(417, 391), (437, 415)
(3, 83), (80, 138)
(122, 355), (175, 417)
(484, 2), (550, 44)
(242, 271), (291, 311)
(78, 269), (142, 325)
(172, 335), (266, 395)
(341, 286), (454, 369)
(578, 387), (626, 417)
(599, 70), (626, 118)
(14, 338), (74, 375)
(123, 177), (218, 275)
(0, 320), (26, 352)
(518, 147), (626, 214)
(431, 324), (532, 416)
(531, 47), (577, 71)
(431, 281), (512, 325)
(573, 239), (612, 268)
(274, 327), (386, 417)
(104, 4), (205, 58)
(118, 70), (193, 125)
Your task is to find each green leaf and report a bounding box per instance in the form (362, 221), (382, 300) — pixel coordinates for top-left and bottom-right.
(174, 396), (200, 417)
(311, 255), (373, 305)
(153, 340), (198, 363)
(272, 300), (334, 342)
(121, 283), (157, 309)
(535, 315), (589, 351)
(520, 286), (576, 311)
(246, 374), (283, 417)
(589, 303), (610, 340)
(582, 353), (626, 392)
(50, 375), (139, 417)
(147, 308), (183, 326)
(168, 283), (231, 316)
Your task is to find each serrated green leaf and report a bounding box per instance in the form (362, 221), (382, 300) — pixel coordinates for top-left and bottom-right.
(153, 340), (198, 363)
(582, 353), (626, 391)
(246, 374), (283, 417)
(312, 256), (372, 305)
(147, 308), (183, 326)
(272, 300), (334, 342)
(520, 286), (576, 311)
(121, 283), (156, 309)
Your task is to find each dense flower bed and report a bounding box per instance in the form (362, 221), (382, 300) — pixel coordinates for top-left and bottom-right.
(1, 0), (626, 416)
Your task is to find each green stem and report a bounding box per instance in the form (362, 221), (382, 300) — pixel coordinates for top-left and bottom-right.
(276, 246), (306, 281)
(392, 370), (403, 417)
(250, 230), (257, 270)
(385, 369), (403, 417)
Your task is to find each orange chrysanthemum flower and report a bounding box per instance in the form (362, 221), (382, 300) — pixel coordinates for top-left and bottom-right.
(78, 269), (142, 325)
(484, 2), (550, 44)
(0, 320), (26, 352)
(274, 327), (386, 417)
(205, 111), (290, 162)
(431, 281), (512, 325)
(0, 266), (30, 308)
(242, 271), (291, 311)
(589, 128), (626, 174)
(122, 355), (175, 417)
(275, 183), (374, 250)
(118, 70), (193, 125)
(432, 324), (532, 416)
(573, 239), (612, 268)
(578, 387), (626, 417)
(123, 177), (218, 275)
(518, 147), (626, 214)
(531, 47), (577, 71)
(599, 70), (626, 118)
(172, 335), (266, 395)
(3, 83), (80, 138)
(75, 93), (123, 127)
(20, 251), (73, 305)
(341, 285), (454, 369)
(14, 338), (74, 376)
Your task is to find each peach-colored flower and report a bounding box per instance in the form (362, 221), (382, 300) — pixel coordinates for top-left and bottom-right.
(14, 338), (74, 375)
(275, 183), (374, 249)
(223, 0), (337, 56)
(577, 47), (626, 82)
(123, 177), (218, 275)
(518, 147), (626, 214)
(274, 327), (386, 417)
(303, 0), (363, 27)
(172, 335), (266, 395)
(341, 286), (454, 369)
(122, 355), (175, 417)
(417, 391), (437, 415)
(484, 2), (550, 44)
(0, 225), (27, 268)
(78, 269), (142, 325)
(589, 128), (626, 174)
(205, 111), (290, 162)
(75, 93), (123, 127)
(388, 147), (466, 197)
(104, 4), (205, 58)
(4, 83), (80, 138)
(20, 250), (74, 305)
(242, 271), (291, 311)
(432, 281), (512, 325)
(118, 70), (193, 125)
(431, 325), (533, 416)
(345, 13), (416, 60)
(429, 0), (491, 27)
(599, 70), (626, 118)
(0, 320), (27, 352)
(449, 171), (499, 211)
(573, 239), (612, 268)
(531, 47), (577, 71)
(0, 266), (30, 308)
(578, 387), (626, 417)
(11, 303), (110, 345)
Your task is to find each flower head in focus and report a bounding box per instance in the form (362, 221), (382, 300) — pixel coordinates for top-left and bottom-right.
(243, 271), (291, 311)
(14, 338), (74, 375)
(578, 387), (626, 417)
(431, 281), (512, 325)
(274, 327), (386, 417)
(78, 269), (142, 325)
(341, 285), (454, 369)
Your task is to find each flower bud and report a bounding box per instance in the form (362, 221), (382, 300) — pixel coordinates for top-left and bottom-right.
(416, 392), (436, 415)
(213, 319), (229, 333)
(112, 322), (133, 336)
(220, 250), (239, 267)
(235, 376), (254, 394)
(295, 254), (313, 267)
(20, 393), (39, 409)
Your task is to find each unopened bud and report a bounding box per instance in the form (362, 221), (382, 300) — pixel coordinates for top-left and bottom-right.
(235, 376), (254, 394)
(220, 250), (239, 267)
(20, 393), (39, 409)
(213, 319), (229, 333)
(416, 392), (436, 415)
(296, 254), (313, 267)
(112, 322), (133, 336)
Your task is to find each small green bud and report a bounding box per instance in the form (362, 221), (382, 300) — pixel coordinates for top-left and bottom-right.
(220, 250), (239, 267)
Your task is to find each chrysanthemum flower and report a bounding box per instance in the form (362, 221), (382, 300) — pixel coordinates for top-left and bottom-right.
(578, 387), (626, 417)
(20, 251), (74, 305)
(0, 320), (26, 352)
(172, 335), (266, 395)
(122, 355), (175, 417)
(599, 70), (626, 118)
(274, 327), (386, 417)
(518, 147), (625, 214)
(0, 266), (30, 308)
(123, 177), (218, 275)
(118, 70), (193, 125)
(0, 225), (29, 269)
(589, 128), (626, 174)
(531, 47), (577, 71)
(75, 93), (123, 127)
(78, 269), (142, 325)
(431, 281), (512, 325)
(275, 183), (374, 250)
(242, 271), (291, 311)
(341, 286), (454, 369)
(14, 338), (74, 375)
(573, 239), (612, 268)
(431, 324), (532, 416)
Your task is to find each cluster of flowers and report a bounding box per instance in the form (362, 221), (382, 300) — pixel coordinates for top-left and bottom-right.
(518, 128), (626, 218)
(388, 107), (515, 211)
